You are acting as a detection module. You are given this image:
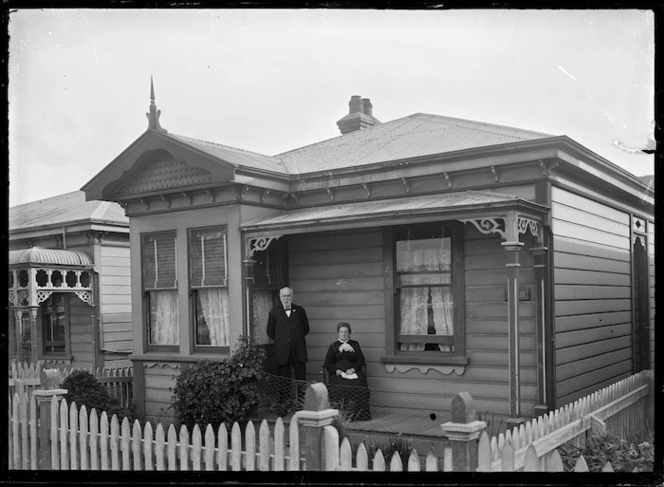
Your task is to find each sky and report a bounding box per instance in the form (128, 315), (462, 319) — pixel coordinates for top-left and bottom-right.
(8, 9), (655, 208)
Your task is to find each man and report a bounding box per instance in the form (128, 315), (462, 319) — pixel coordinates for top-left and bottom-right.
(266, 286), (310, 381)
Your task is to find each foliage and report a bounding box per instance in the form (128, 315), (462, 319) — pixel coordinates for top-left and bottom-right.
(332, 412), (413, 470)
(477, 411), (506, 438)
(62, 370), (137, 422)
(558, 434), (654, 472)
(170, 340), (266, 431)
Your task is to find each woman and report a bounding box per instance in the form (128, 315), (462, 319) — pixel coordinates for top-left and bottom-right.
(323, 322), (371, 421)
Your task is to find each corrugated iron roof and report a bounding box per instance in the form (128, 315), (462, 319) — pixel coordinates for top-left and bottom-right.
(9, 248), (93, 266)
(168, 133), (288, 174)
(9, 191), (128, 231)
(242, 190), (521, 229)
(275, 113), (554, 174)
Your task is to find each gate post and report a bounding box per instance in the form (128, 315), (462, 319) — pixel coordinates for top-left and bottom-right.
(293, 383), (338, 471)
(440, 392), (487, 472)
(32, 369), (67, 470)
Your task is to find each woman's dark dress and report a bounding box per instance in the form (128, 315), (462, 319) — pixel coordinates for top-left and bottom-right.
(323, 339), (371, 421)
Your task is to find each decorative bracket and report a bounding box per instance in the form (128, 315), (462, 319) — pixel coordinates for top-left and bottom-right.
(247, 236), (281, 259)
(490, 166), (499, 183)
(160, 194), (171, 208)
(539, 159), (559, 177)
(181, 192), (192, 205)
(461, 217), (507, 240)
(518, 217), (542, 244)
(205, 189), (216, 203)
(260, 189), (271, 203)
(443, 172), (452, 189)
(362, 183), (371, 198)
(326, 187), (335, 201)
(139, 198), (150, 211)
(401, 178), (411, 193)
(461, 215), (542, 244)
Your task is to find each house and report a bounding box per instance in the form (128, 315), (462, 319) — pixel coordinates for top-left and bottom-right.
(8, 191), (132, 369)
(82, 82), (655, 426)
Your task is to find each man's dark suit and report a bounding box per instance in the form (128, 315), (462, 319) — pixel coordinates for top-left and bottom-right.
(266, 303), (310, 380)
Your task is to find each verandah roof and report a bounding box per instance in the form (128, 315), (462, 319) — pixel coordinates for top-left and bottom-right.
(241, 190), (549, 235)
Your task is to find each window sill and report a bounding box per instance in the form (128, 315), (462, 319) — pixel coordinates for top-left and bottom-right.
(380, 354), (468, 376)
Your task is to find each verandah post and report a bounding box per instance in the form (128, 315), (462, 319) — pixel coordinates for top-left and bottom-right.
(293, 383), (338, 471)
(32, 369), (68, 470)
(440, 392), (486, 472)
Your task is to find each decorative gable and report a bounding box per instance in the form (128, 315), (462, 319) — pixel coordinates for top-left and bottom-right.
(114, 154), (212, 197)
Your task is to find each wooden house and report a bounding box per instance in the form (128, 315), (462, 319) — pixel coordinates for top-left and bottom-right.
(8, 191), (132, 369)
(82, 84), (654, 426)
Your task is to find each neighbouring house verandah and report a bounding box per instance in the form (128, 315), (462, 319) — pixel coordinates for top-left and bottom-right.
(8, 248), (95, 363)
(81, 82), (654, 426)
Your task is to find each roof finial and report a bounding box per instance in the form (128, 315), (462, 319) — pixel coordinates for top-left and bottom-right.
(146, 75), (167, 133)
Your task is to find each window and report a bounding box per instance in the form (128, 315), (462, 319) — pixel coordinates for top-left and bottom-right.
(42, 294), (67, 355)
(189, 226), (230, 348)
(142, 232), (179, 347)
(392, 222), (465, 358)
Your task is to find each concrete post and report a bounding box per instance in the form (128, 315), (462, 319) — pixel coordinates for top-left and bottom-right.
(440, 392), (487, 472)
(32, 369), (68, 470)
(293, 383), (338, 471)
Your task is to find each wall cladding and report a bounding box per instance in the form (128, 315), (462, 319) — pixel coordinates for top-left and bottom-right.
(551, 186), (632, 406)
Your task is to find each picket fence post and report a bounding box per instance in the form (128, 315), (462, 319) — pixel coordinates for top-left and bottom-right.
(440, 392), (487, 472)
(293, 383), (338, 471)
(32, 369), (68, 470)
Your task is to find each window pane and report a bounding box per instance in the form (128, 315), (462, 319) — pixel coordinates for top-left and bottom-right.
(143, 233), (177, 289)
(42, 294), (66, 354)
(190, 228), (227, 287)
(148, 290), (179, 345)
(397, 285), (454, 352)
(396, 237), (451, 272)
(194, 288), (229, 346)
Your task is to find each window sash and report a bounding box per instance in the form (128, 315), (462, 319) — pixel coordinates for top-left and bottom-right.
(142, 232), (177, 290)
(42, 294), (66, 354)
(394, 224), (457, 354)
(189, 228), (228, 288)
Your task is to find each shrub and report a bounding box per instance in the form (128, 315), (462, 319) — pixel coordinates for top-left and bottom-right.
(170, 340), (265, 430)
(559, 434), (654, 472)
(62, 370), (135, 422)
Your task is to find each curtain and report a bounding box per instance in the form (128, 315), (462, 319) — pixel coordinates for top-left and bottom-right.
(252, 291), (273, 345)
(431, 286), (454, 352)
(150, 290), (179, 345)
(399, 287), (428, 351)
(397, 237), (453, 352)
(197, 288), (230, 346)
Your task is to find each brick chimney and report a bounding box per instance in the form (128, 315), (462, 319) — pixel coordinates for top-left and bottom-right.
(336, 95), (381, 134)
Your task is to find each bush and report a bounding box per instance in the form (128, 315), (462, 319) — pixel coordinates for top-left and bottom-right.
(559, 434), (654, 472)
(171, 340), (265, 431)
(62, 370), (136, 422)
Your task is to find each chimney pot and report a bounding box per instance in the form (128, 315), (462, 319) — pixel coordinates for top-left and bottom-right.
(362, 98), (373, 117)
(349, 95), (364, 114)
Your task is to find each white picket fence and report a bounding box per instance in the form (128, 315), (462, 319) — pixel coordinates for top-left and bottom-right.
(8, 391), (302, 471)
(322, 370), (651, 472)
(475, 370), (651, 472)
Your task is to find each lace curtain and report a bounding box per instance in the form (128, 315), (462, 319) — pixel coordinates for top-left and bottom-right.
(197, 288), (230, 346)
(397, 237), (453, 351)
(150, 290), (179, 345)
(252, 290), (273, 345)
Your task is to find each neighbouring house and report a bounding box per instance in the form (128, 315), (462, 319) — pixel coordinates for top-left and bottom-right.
(82, 81), (655, 426)
(8, 190), (132, 369)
